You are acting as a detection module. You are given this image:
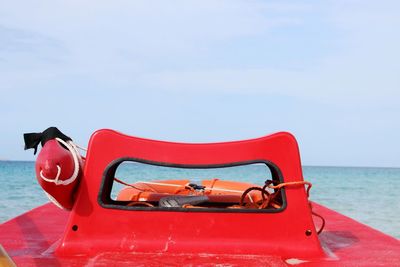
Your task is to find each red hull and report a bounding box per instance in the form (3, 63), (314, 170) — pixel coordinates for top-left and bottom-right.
(1, 202), (399, 266)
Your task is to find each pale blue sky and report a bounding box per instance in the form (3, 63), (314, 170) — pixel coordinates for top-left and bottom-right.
(0, 1), (399, 167)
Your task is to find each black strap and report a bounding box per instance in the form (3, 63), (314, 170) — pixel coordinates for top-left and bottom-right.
(159, 195), (209, 208)
(23, 127), (72, 155)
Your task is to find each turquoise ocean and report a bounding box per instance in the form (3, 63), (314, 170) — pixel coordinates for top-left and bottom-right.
(0, 160), (399, 239)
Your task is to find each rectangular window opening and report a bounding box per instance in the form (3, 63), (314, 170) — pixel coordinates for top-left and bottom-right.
(100, 160), (286, 213)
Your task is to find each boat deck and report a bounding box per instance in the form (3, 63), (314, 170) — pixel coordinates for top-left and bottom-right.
(0, 202), (399, 266)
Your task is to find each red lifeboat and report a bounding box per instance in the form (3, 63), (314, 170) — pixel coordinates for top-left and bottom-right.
(24, 127), (83, 210)
(0, 129), (398, 266)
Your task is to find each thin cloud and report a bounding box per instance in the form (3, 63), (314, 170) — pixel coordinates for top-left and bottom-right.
(0, 1), (399, 166)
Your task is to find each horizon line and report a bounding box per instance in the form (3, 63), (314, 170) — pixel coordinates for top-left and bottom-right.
(0, 160), (399, 169)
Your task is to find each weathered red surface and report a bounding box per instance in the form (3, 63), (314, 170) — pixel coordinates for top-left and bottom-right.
(1, 202), (399, 266)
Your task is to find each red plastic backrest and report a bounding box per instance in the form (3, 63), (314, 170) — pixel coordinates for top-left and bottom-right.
(57, 129), (323, 258)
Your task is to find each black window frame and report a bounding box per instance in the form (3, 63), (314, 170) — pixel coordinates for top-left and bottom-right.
(98, 157), (287, 213)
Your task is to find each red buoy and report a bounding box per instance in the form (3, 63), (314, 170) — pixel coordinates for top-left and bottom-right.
(35, 139), (81, 210)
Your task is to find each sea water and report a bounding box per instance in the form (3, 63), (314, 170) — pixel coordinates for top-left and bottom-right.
(0, 161), (399, 239)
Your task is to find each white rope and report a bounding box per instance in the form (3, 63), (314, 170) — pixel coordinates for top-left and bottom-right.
(74, 143), (87, 152)
(40, 165), (62, 184)
(44, 191), (66, 210)
(39, 138), (81, 186)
